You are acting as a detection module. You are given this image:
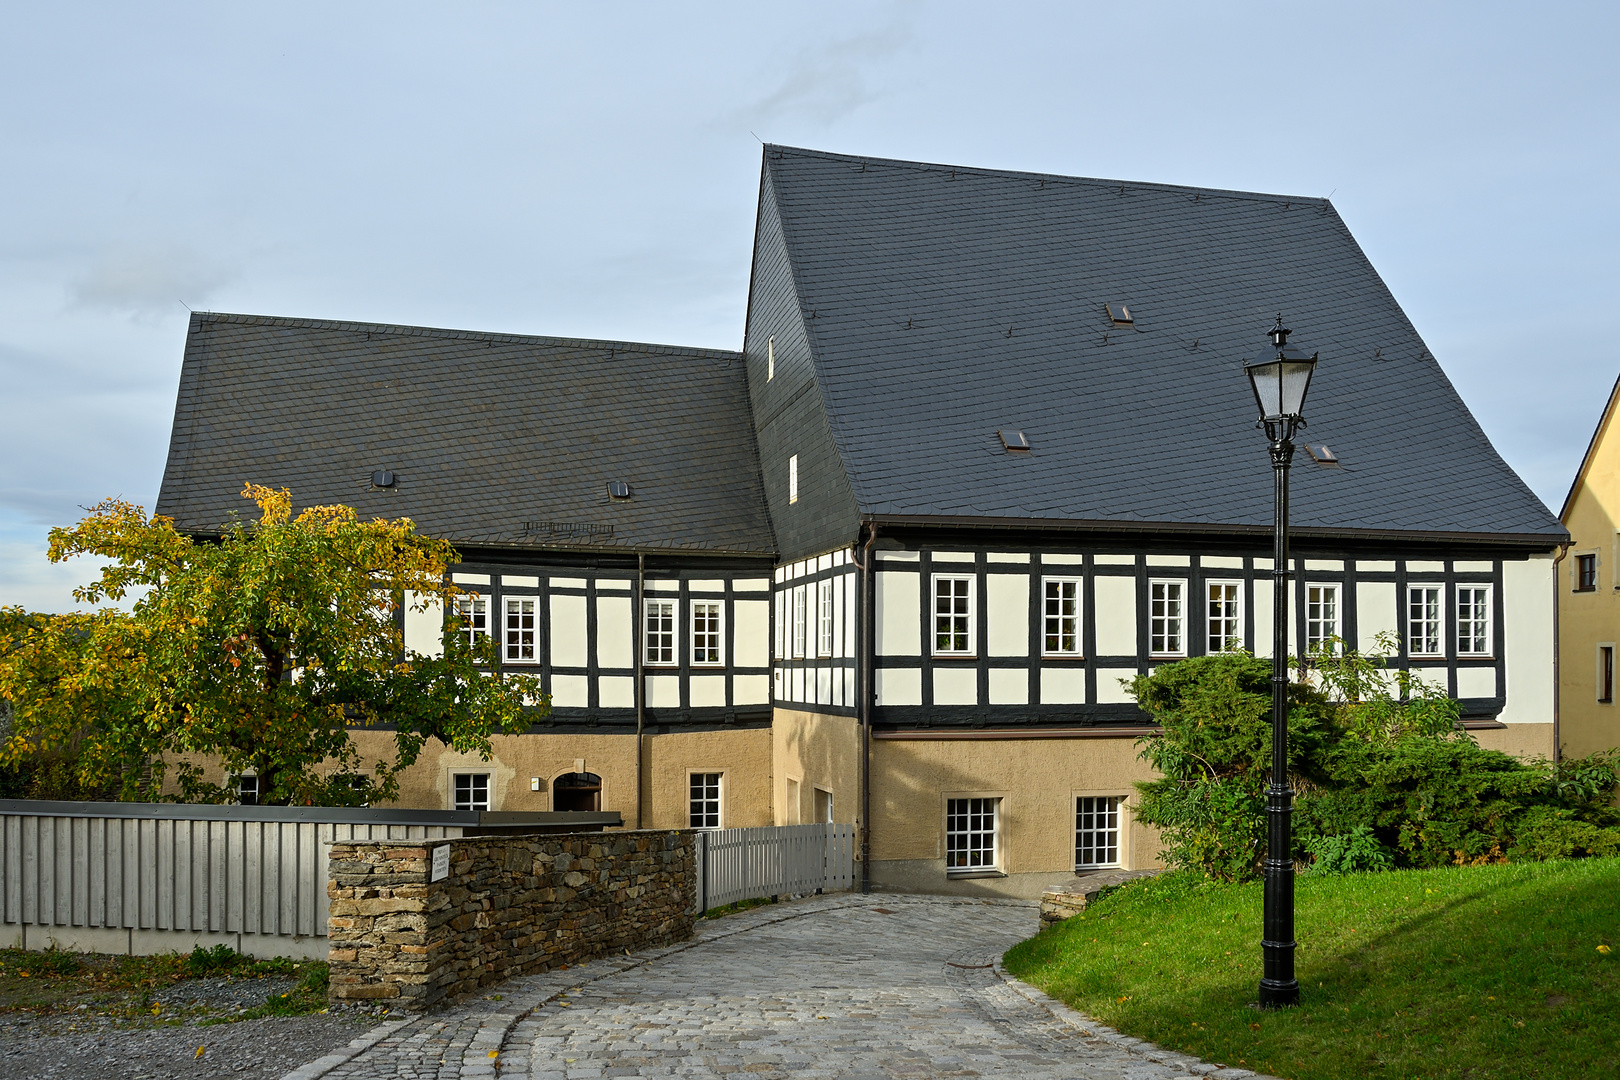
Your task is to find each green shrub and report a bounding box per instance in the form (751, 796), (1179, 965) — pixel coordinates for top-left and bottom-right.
(1302, 825), (1396, 874)
(186, 943), (239, 975)
(17, 947), (81, 975)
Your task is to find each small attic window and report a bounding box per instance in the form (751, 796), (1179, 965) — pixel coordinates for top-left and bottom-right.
(607, 481), (631, 499)
(1306, 445), (1339, 467)
(999, 430), (1031, 452)
(1105, 302), (1134, 325)
(371, 470), (396, 488)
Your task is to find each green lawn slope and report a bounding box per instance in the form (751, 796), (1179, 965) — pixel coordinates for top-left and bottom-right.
(1003, 859), (1618, 1080)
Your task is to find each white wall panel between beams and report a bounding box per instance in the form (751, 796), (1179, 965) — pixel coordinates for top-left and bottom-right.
(1095, 668), (1140, 704)
(988, 668), (1029, 705)
(403, 591), (444, 658)
(734, 674), (770, 705)
(876, 572), (921, 656)
(1093, 576), (1137, 657)
(1041, 667), (1086, 705)
(599, 676), (634, 708)
(690, 675), (727, 708)
(1356, 581), (1398, 651)
(844, 574), (856, 659)
(933, 667), (977, 705)
(596, 596), (632, 669)
(645, 675), (681, 709)
(734, 601), (770, 667)
(1457, 667), (1497, 699)
(986, 575), (1029, 657)
(1501, 554), (1555, 724)
(551, 674), (588, 708)
(551, 594), (588, 668)
(875, 668), (922, 706)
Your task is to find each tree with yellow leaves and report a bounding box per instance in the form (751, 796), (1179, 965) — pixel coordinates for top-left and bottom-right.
(0, 484), (545, 805)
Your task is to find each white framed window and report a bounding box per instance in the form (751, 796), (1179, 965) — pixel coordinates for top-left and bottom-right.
(817, 579), (835, 657)
(236, 774), (260, 806)
(689, 772), (722, 829)
(453, 772), (490, 811)
(789, 454), (799, 504)
(454, 594), (489, 647)
(1075, 796), (1122, 868)
(1205, 581), (1242, 653)
(946, 797), (999, 871)
(1042, 577), (1082, 656)
(1149, 579), (1186, 657)
(1407, 585), (1443, 657)
(503, 596), (537, 663)
(1306, 584), (1341, 653)
(792, 586), (808, 659)
(767, 334), (775, 381)
(644, 599), (675, 666)
(1457, 585), (1492, 657)
(933, 574), (974, 655)
(691, 601), (723, 665)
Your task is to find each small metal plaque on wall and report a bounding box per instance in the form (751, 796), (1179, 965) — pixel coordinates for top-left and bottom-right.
(431, 845), (450, 882)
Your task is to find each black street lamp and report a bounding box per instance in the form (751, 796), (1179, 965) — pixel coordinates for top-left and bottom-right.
(1243, 315), (1318, 1010)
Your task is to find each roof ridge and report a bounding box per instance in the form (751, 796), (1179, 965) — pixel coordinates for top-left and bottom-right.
(192, 311), (742, 361)
(761, 143), (1332, 209)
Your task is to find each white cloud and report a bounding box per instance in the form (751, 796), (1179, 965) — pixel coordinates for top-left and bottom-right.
(71, 242), (235, 319)
(738, 17), (915, 127)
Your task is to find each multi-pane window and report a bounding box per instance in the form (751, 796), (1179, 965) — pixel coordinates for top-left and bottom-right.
(1075, 796), (1122, 868)
(945, 797), (998, 870)
(1457, 586), (1492, 656)
(1205, 581), (1241, 653)
(1149, 580), (1185, 657)
(817, 579), (835, 657)
(504, 597), (536, 662)
(933, 575), (973, 655)
(1407, 586), (1443, 657)
(792, 587), (808, 659)
(455, 594), (489, 647)
(1306, 584), (1341, 653)
(1043, 578), (1082, 655)
(1577, 553), (1598, 591)
(689, 772), (722, 829)
(236, 774), (260, 806)
(644, 599), (675, 665)
(692, 601), (722, 665)
(453, 773), (490, 811)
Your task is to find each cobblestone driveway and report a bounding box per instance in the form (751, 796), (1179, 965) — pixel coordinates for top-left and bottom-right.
(292, 894), (1272, 1080)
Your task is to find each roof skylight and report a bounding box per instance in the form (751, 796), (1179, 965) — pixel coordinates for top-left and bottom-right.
(607, 481), (631, 499)
(1105, 302), (1134, 325)
(999, 430), (1031, 452)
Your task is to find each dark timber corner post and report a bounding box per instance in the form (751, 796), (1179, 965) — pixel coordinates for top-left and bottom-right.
(1244, 315), (1317, 1010)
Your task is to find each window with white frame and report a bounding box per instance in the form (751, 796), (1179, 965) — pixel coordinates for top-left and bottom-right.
(689, 772), (722, 829)
(644, 599), (675, 665)
(1075, 796), (1122, 868)
(817, 579), (834, 657)
(236, 774), (260, 806)
(788, 454), (799, 504)
(1149, 580), (1186, 657)
(504, 597), (537, 663)
(933, 575), (974, 655)
(1306, 584), (1341, 653)
(1043, 577), (1082, 656)
(1205, 581), (1242, 653)
(792, 586), (808, 659)
(454, 594), (489, 647)
(1407, 585), (1443, 657)
(453, 772), (490, 811)
(1457, 585), (1493, 657)
(767, 334), (775, 381)
(692, 601), (722, 665)
(945, 797), (998, 871)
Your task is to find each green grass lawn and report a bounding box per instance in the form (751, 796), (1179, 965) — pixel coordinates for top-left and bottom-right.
(1003, 858), (1619, 1080)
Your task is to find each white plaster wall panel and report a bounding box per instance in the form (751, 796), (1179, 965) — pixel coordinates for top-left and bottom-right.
(550, 675), (588, 708)
(1357, 561), (1395, 573)
(773, 668), (784, 700)
(817, 554), (831, 572)
(551, 594), (588, 668)
(646, 675), (681, 709)
(791, 666), (805, 702)
(876, 667), (922, 706)
(989, 668), (1029, 705)
(933, 667), (978, 705)
(1355, 581), (1399, 652)
(988, 552), (1029, 563)
(1407, 561), (1445, 573)
(844, 668), (856, 706)
(1203, 557), (1243, 570)
(1454, 561), (1494, 573)
(452, 573), (490, 585)
(933, 551), (974, 563)
(844, 573), (856, 658)
(1095, 669), (1140, 704)
(690, 675), (727, 708)
(1251, 580), (1298, 658)
(1094, 555), (1134, 565)
(734, 578), (770, 592)
(502, 575), (539, 588)
(833, 573), (845, 659)
(734, 674), (770, 705)
(1411, 668), (1449, 695)
(645, 579), (680, 592)
(1041, 667), (1086, 705)
(595, 596), (632, 669)
(818, 667), (832, 705)
(596, 579), (632, 590)
(1146, 555), (1190, 567)
(549, 577), (587, 590)
(733, 600), (770, 667)
(876, 571), (921, 655)
(833, 668), (844, 707)
(403, 590), (444, 658)
(1305, 560), (1344, 571)
(875, 550), (919, 562)
(986, 575), (1030, 657)
(1043, 553), (1085, 565)
(689, 579), (725, 593)
(1457, 667), (1497, 699)
(599, 676), (634, 708)
(1501, 554), (1556, 724)
(1093, 576), (1137, 657)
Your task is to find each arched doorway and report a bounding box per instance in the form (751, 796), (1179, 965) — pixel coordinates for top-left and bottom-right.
(553, 771), (602, 812)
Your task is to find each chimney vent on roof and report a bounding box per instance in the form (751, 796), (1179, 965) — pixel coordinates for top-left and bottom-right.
(999, 430), (1031, 452)
(1106, 302), (1134, 325)
(607, 481), (631, 499)
(371, 470), (396, 488)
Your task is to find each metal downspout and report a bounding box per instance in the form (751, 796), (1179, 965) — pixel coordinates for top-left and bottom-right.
(636, 553), (645, 828)
(1552, 542), (1569, 762)
(853, 524), (878, 894)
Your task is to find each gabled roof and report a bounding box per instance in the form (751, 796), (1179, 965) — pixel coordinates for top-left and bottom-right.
(1559, 370), (1620, 523)
(761, 145), (1564, 542)
(155, 313), (776, 556)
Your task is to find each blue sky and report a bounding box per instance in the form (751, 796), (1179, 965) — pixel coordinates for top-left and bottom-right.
(3, 2), (1616, 612)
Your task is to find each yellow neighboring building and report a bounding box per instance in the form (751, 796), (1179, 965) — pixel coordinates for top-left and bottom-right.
(1559, 373), (1620, 760)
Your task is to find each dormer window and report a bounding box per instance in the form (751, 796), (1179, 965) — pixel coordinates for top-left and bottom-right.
(767, 335), (775, 381)
(789, 454), (799, 504)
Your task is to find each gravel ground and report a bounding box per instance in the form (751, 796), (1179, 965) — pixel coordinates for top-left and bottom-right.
(0, 1004), (382, 1080)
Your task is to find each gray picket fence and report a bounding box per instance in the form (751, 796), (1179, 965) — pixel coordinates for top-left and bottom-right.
(695, 822), (856, 913)
(0, 800), (618, 957)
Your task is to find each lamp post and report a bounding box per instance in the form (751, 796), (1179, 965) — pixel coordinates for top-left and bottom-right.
(1244, 315), (1318, 1010)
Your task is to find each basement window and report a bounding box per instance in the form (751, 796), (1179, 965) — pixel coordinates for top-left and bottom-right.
(999, 430), (1030, 452)
(1105, 302), (1134, 325)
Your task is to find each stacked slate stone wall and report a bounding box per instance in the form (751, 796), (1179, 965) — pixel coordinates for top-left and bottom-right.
(327, 830), (695, 1008)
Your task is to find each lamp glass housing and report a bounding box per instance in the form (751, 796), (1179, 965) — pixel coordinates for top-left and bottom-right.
(1246, 356), (1316, 421)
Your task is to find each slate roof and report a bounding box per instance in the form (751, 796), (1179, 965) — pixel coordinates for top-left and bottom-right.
(763, 146), (1565, 542)
(155, 313), (775, 555)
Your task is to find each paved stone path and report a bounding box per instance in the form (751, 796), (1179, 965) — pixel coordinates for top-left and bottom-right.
(287, 894), (1277, 1080)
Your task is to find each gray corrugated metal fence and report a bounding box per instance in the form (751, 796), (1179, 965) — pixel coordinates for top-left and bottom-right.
(696, 823), (856, 913)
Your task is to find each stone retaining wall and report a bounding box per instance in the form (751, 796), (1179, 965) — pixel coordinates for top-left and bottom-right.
(327, 829), (695, 1008)
(1039, 869), (1161, 927)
